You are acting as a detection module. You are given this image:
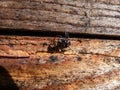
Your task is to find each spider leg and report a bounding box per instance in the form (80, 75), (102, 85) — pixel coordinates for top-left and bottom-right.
(65, 31), (69, 39)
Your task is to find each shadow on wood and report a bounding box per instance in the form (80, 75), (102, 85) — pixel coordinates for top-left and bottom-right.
(0, 66), (19, 90)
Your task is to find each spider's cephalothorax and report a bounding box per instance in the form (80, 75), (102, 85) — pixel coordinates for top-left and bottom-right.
(48, 32), (71, 53)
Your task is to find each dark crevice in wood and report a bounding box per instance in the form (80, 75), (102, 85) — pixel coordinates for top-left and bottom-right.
(0, 28), (119, 40)
(0, 55), (29, 59)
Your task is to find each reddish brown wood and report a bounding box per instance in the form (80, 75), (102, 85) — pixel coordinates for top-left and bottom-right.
(0, 35), (119, 90)
(0, 54), (120, 90)
(0, 36), (119, 57)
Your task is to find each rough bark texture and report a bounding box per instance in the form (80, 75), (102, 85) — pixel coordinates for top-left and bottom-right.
(0, 0), (120, 36)
(0, 36), (119, 90)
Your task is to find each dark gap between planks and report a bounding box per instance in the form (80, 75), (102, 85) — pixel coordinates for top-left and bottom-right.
(0, 28), (119, 40)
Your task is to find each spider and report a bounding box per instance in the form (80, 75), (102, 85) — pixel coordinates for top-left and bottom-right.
(48, 31), (71, 53)
(47, 31), (82, 61)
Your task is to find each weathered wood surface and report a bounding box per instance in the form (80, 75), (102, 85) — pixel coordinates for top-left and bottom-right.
(0, 54), (120, 90)
(0, 35), (119, 90)
(0, 36), (120, 57)
(0, 0), (120, 36)
(0, 0), (120, 89)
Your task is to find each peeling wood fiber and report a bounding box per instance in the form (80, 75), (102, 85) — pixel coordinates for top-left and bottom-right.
(0, 35), (119, 90)
(0, 36), (119, 57)
(0, 0), (120, 36)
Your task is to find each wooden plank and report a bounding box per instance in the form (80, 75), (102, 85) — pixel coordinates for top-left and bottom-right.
(0, 0), (120, 90)
(0, 0), (120, 36)
(0, 53), (119, 90)
(0, 36), (119, 57)
(0, 36), (120, 57)
(0, 36), (119, 90)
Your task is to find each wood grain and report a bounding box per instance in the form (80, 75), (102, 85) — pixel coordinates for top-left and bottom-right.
(0, 51), (120, 90)
(0, 36), (119, 58)
(0, 35), (119, 89)
(0, 0), (120, 36)
(0, 0), (120, 90)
